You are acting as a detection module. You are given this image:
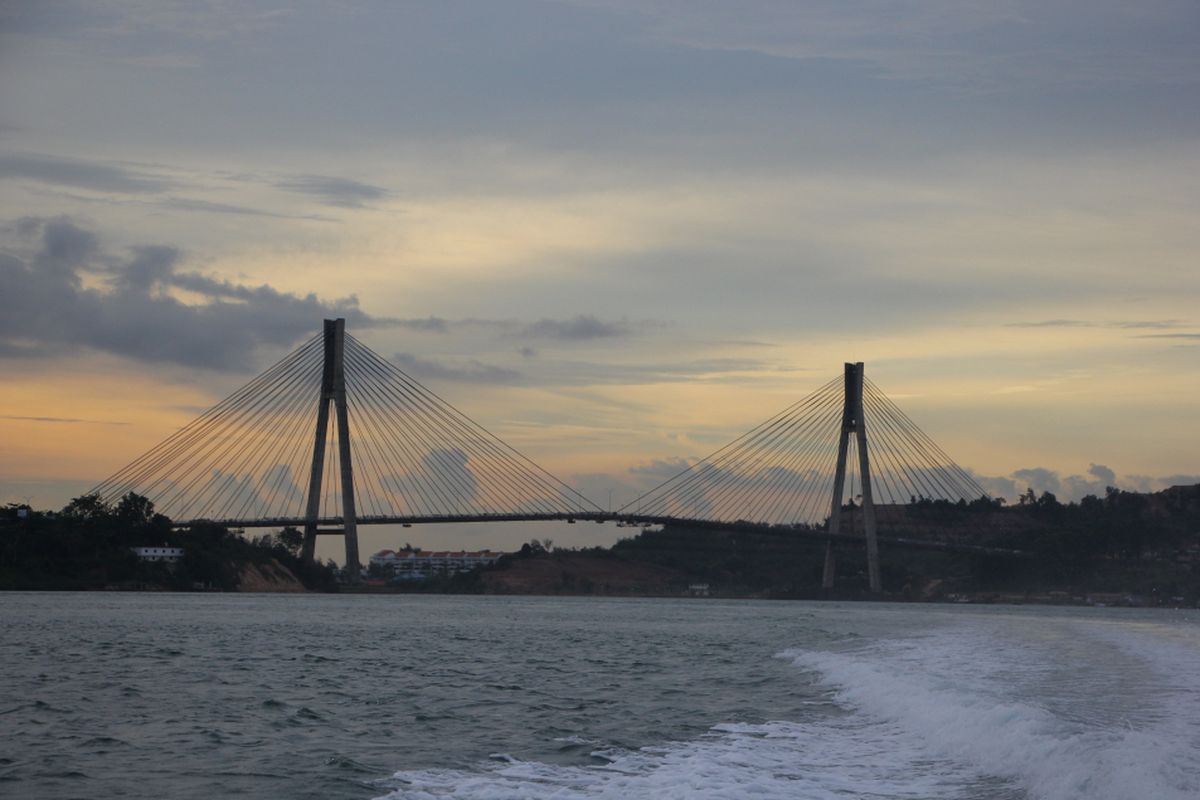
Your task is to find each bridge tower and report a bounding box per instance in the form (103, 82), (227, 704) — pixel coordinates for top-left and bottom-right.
(299, 318), (362, 578)
(822, 362), (881, 593)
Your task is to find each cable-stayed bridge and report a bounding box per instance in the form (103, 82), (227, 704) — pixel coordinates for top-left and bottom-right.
(93, 319), (1000, 591)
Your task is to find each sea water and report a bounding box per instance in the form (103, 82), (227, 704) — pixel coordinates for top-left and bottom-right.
(1, 593), (1197, 799)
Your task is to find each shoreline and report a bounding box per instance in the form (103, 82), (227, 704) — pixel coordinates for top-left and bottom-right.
(5, 584), (1194, 610)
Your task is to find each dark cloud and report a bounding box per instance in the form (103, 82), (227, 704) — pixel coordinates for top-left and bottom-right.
(520, 315), (630, 340)
(329, 314), (653, 344)
(0, 153), (170, 193)
(113, 245), (181, 290)
(390, 352), (522, 384)
(0, 217), (369, 370)
(1135, 333), (1200, 340)
(275, 175), (388, 208)
(32, 217), (99, 282)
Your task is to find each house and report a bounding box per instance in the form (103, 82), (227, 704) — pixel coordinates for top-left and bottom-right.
(131, 546), (185, 563)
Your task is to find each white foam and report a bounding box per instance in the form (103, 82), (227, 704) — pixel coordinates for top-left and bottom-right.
(373, 613), (1200, 800)
(553, 735), (597, 745)
(374, 716), (1002, 799)
(781, 617), (1200, 800)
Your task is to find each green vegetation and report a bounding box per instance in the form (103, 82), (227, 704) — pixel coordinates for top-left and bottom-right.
(0, 494), (337, 592)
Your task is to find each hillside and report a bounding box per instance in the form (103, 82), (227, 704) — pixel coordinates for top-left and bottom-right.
(0, 495), (337, 592)
(448, 484), (1200, 605)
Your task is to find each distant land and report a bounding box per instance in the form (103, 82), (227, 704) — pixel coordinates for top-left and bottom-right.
(2, 485), (1198, 606)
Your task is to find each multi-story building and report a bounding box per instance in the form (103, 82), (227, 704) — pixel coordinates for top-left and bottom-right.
(368, 549), (505, 580)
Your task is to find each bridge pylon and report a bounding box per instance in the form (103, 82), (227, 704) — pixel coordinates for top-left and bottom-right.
(821, 362), (881, 593)
(300, 318), (361, 578)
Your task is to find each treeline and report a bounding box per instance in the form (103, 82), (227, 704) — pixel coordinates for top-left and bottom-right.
(605, 484), (1200, 600)
(903, 485), (1195, 564)
(609, 525), (825, 595)
(0, 493), (338, 591)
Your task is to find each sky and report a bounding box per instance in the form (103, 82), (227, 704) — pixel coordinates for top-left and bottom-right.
(2, 1), (1198, 558)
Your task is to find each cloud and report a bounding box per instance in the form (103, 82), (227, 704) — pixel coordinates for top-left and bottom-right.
(1011, 467), (1061, 495)
(612, 1), (1200, 91)
(0, 415), (129, 425)
(1006, 319), (1183, 330)
(1005, 319), (1090, 329)
(520, 314), (631, 340)
(970, 472), (1018, 500)
(628, 457), (694, 483)
(978, 464), (1198, 503)
(0, 153), (170, 193)
(370, 316), (450, 333)
(0, 216), (370, 370)
(1009, 466), (1124, 502)
(390, 352), (523, 384)
(20, 183), (336, 221)
(31, 216), (99, 280)
(1088, 463), (1116, 484)
(159, 196), (332, 220)
(384, 448), (480, 512)
(275, 174), (389, 208)
(1158, 474), (1200, 488)
(513, 355), (796, 388)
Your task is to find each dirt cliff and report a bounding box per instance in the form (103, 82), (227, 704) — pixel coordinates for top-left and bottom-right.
(480, 553), (684, 595)
(237, 558), (307, 592)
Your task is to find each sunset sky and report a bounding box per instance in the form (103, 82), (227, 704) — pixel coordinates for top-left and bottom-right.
(2, 1), (1198, 556)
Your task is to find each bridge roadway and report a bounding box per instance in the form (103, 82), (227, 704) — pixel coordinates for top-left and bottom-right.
(174, 512), (1029, 558)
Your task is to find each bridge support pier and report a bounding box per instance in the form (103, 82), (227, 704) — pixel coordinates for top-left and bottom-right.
(821, 362), (881, 593)
(300, 318), (362, 580)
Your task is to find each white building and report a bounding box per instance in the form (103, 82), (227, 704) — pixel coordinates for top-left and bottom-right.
(131, 546), (185, 563)
(370, 549), (504, 579)
(369, 549), (399, 568)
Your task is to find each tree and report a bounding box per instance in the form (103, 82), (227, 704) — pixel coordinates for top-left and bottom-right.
(115, 493), (157, 525)
(1036, 491), (1061, 510)
(277, 527), (304, 556)
(62, 494), (111, 521)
